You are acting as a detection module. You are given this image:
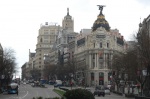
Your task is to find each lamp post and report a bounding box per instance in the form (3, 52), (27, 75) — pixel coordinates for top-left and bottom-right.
(70, 73), (73, 90)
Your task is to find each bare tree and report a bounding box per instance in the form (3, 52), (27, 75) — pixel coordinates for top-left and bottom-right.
(30, 69), (41, 81)
(136, 23), (150, 96)
(1, 48), (17, 86)
(112, 49), (139, 93)
(43, 64), (57, 81)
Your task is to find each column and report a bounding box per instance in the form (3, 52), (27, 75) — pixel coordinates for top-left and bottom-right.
(103, 52), (105, 69)
(95, 53), (97, 69)
(95, 72), (99, 86)
(97, 52), (99, 69)
(89, 54), (91, 69)
(104, 71), (108, 86)
(87, 72), (91, 86)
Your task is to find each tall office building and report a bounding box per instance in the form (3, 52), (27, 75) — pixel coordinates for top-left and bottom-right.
(34, 8), (77, 78)
(35, 23), (62, 71)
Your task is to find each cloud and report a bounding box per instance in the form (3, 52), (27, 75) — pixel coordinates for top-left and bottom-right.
(136, 0), (150, 6)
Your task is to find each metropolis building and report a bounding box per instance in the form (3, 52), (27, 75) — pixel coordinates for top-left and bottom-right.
(73, 6), (127, 86)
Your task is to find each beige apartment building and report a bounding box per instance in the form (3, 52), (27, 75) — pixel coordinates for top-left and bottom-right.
(33, 8), (76, 79)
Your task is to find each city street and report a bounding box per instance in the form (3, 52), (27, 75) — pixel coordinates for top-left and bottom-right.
(0, 84), (134, 99)
(0, 84), (60, 99)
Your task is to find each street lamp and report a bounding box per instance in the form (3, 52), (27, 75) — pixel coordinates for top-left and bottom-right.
(70, 73), (73, 90)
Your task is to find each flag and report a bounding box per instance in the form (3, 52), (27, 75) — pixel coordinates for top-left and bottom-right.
(99, 51), (103, 57)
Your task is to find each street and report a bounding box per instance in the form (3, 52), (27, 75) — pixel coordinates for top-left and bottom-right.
(0, 84), (134, 99)
(0, 84), (60, 99)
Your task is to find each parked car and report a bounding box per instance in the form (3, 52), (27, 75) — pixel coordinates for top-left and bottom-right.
(54, 80), (62, 87)
(23, 82), (26, 85)
(85, 88), (92, 92)
(104, 87), (110, 95)
(93, 85), (105, 97)
(49, 80), (55, 85)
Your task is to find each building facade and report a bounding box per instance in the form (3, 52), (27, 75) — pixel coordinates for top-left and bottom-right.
(23, 6), (128, 85)
(73, 6), (127, 86)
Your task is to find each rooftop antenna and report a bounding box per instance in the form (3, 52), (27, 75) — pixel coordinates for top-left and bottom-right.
(139, 17), (142, 27)
(67, 8), (69, 15)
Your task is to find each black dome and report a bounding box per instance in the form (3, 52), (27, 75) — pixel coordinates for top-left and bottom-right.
(92, 13), (110, 32)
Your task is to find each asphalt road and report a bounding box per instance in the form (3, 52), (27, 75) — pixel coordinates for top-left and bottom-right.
(0, 83), (60, 99)
(0, 84), (134, 99)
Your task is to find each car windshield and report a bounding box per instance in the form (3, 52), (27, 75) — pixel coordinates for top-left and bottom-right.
(105, 87), (109, 90)
(95, 86), (104, 90)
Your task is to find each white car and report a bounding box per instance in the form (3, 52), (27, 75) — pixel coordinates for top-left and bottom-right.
(105, 87), (110, 95)
(23, 82), (26, 85)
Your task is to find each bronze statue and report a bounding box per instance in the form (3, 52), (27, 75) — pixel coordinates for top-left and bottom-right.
(97, 5), (105, 14)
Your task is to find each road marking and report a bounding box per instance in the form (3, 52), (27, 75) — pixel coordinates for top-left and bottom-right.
(36, 91), (39, 97)
(21, 91), (28, 99)
(46, 91), (50, 98)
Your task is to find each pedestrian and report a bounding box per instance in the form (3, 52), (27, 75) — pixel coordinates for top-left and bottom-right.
(16, 85), (19, 95)
(70, 81), (73, 90)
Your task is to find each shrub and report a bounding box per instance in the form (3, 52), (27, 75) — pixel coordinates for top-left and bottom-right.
(32, 97), (60, 99)
(63, 89), (95, 99)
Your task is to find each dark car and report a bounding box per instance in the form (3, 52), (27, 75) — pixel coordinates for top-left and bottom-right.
(93, 85), (105, 97)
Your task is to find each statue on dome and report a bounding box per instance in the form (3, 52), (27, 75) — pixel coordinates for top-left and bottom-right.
(97, 5), (105, 14)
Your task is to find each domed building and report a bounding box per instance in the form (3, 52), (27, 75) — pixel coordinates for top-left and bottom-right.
(74, 5), (127, 87)
(92, 8), (110, 32)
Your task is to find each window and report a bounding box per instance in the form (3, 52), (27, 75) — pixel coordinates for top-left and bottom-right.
(40, 38), (42, 42)
(93, 53), (95, 59)
(93, 62), (95, 68)
(43, 40), (49, 43)
(44, 32), (49, 35)
(63, 37), (66, 43)
(50, 30), (55, 34)
(94, 43), (95, 48)
(107, 54), (110, 59)
(99, 56), (103, 59)
(99, 62), (103, 69)
(107, 43), (109, 48)
(100, 42), (102, 48)
(44, 36), (48, 39)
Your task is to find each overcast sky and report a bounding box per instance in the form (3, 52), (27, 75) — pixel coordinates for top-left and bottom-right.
(0, 0), (149, 76)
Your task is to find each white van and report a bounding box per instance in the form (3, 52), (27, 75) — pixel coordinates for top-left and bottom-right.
(54, 80), (62, 87)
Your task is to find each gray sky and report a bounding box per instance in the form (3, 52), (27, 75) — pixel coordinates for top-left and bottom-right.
(0, 0), (149, 76)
